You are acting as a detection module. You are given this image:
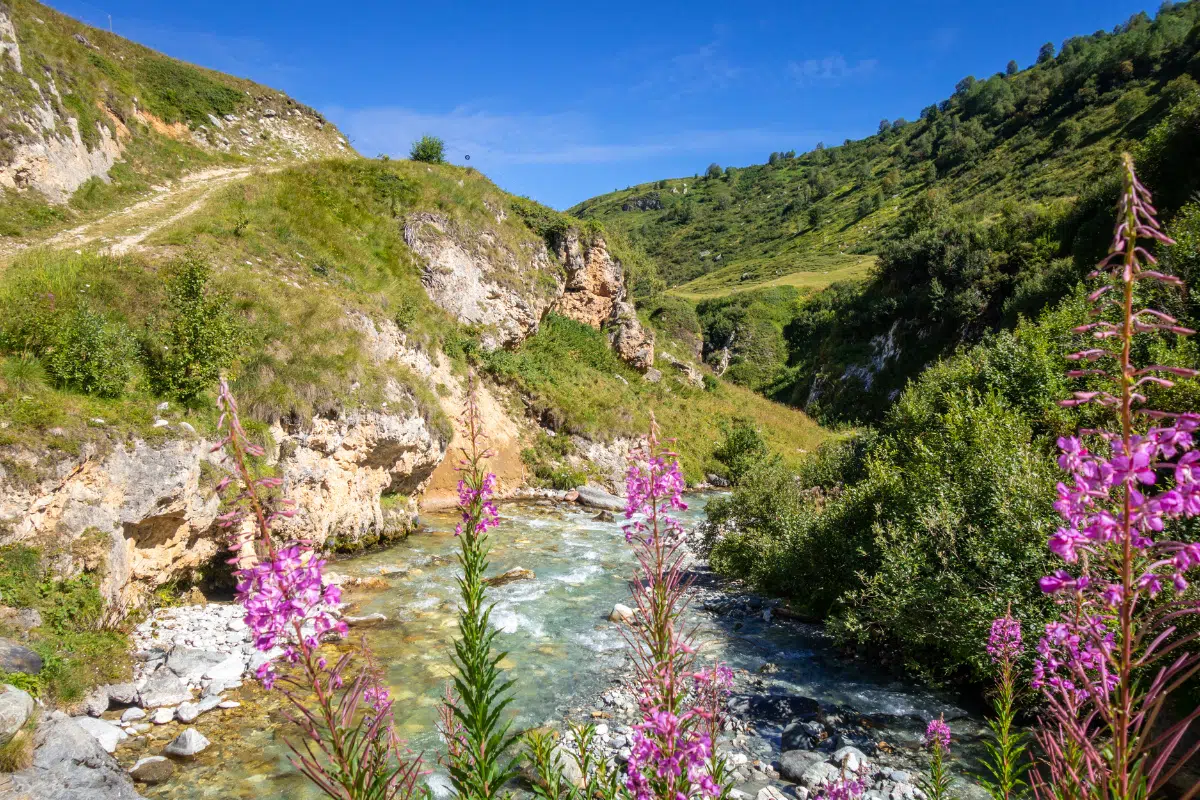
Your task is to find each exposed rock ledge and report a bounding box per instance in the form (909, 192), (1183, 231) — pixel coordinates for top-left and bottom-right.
(404, 213), (654, 370)
(0, 396), (446, 608)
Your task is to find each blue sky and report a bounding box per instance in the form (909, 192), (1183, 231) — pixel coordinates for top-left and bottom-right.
(49, 0), (1154, 209)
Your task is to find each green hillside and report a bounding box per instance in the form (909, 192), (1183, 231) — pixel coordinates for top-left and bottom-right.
(574, 2), (1200, 421)
(0, 0), (349, 240)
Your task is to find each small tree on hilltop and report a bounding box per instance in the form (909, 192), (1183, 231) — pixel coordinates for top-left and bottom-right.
(409, 134), (445, 164)
(706, 163), (722, 179)
(1037, 42), (1055, 63)
(1006, 59), (1020, 76)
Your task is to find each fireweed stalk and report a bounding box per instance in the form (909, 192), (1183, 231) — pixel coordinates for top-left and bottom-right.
(441, 378), (519, 800)
(619, 420), (732, 800)
(980, 611), (1030, 800)
(1033, 153), (1200, 799)
(917, 717), (953, 800)
(213, 379), (425, 800)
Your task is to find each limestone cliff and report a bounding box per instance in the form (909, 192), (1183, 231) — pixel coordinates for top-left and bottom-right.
(552, 231), (656, 371)
(0, 396), (446, 607)
(404, 211), (655, 370)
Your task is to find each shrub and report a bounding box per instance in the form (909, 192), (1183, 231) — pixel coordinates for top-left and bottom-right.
(145, 255), (242, 408)
(409, 135), (446, 164)
(711, 417), (771, 485)
(45, 307), (136, 398)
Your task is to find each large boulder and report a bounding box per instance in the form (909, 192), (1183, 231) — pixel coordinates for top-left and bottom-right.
(138, 667), (191, 708)
(0, 637), (42, 674)
(0, 684), (34, 744)
(73, 717), (127, 754)
(778, 750), (825, 783)
(165, 647), (226, 683)
(483, 568), (535, 587)
(574, 486), (625, 512)
(128, 755), (174, 785)
(9, 712), (145, 799)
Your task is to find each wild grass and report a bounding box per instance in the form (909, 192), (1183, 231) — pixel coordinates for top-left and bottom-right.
(0, 545), (131, 705)
(481, 314), (828, 482)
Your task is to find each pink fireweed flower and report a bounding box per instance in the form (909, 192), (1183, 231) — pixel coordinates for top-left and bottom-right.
(986, 614), (1023, 665)
(924, 717), (952, 752)
(455, 473), (499, 536)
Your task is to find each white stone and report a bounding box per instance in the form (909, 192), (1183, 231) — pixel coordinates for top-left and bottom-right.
(204, 654), (245, 682)
(757, 788), (788, 800)
(151, 707), (175, 724)
(74, 716), (127, 753)
(218, 700), (240, 709)
(594, 723), (609, 737)
(164, 727), (210, 756)
(120, 707), (146, 723)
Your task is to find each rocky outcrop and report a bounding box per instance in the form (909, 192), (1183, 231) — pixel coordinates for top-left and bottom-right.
(0, 396), (445, 606)
(404, 212), (563, 350)
(552, 231), (655, 371)
(9, 711), (146, 800)
(0, 5), (350, 204)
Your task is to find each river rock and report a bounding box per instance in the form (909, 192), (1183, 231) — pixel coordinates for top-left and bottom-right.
(779, 750), (825, 783)
(164, 727), (210, 757)
(9, 712), (145, 799)
(706, 473), (731, 488)
(756, 788), (788, 800)
(608, 603), (635, 623)
(81, 686), (110, 717)
(151, 708), (174, 724)
(574, 486), (624, 512)
(0, 684), (34, 744)
(121, 707), (147, 723)
(345, 612), (389, 627)
(832, 745), (867, 772)
(592, 510), (615, 522)
(204, 653), (246, 682)
(140, 667), (191, 708)
(130, 755), (175, 784)
(484, 568), (535, 587)
(166, 647), (227, 682)
(74, 716), (127, 754)
(0, 637), (43, 674)
(798, 761), (840, 790)
(106, 682), (141, 706)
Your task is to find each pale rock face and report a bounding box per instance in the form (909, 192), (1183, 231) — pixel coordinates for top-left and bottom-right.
(552, 231), (624, 328)
(404, 212), (563, 350)
(551, 231), (656, 372)
(279, 403), (445, 545)
(610, 301), (655, 372)
(0, 397), (446, 606)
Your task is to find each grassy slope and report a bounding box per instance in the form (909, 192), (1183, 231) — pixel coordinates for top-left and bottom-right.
(0, 0), (346, 240)
(571, 3), (1200, 300)
(0, 158), (827, 487)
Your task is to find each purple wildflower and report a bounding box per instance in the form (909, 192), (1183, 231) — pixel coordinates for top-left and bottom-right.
(986, 614), (1023, 665)
(924, 717), (952, 753)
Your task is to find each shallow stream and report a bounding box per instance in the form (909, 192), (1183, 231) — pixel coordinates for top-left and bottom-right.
(137, 496), (982, 799)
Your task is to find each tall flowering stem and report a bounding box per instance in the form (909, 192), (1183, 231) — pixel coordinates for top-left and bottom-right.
(917, 717), (953, 800)
(620, 419), (731, 800)
(980, 611), (1030, 800)
(1034, 154), (1200, 799)
(214, 379), (424, 800)
(442, 376), (518, 800)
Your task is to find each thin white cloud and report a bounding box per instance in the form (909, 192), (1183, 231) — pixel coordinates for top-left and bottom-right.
(326, 105), (809, 167)
(787, 55), (878, 85)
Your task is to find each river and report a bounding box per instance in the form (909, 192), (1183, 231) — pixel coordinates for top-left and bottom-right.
(138, 495), (983, 799)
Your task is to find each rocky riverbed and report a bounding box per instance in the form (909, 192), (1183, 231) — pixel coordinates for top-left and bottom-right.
(3, 494), (988, 799)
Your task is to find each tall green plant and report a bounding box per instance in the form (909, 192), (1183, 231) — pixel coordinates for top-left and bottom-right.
(148, 254), (241, 408)
(442, 379), (519, 799)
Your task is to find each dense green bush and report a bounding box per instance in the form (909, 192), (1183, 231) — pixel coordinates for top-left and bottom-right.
(708, 308), (1098, 683)
(711, 417), (771, 485)
(46, 307), (136, 398)
(146, 255), (242, 408)
(409, 135), (446, 164)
